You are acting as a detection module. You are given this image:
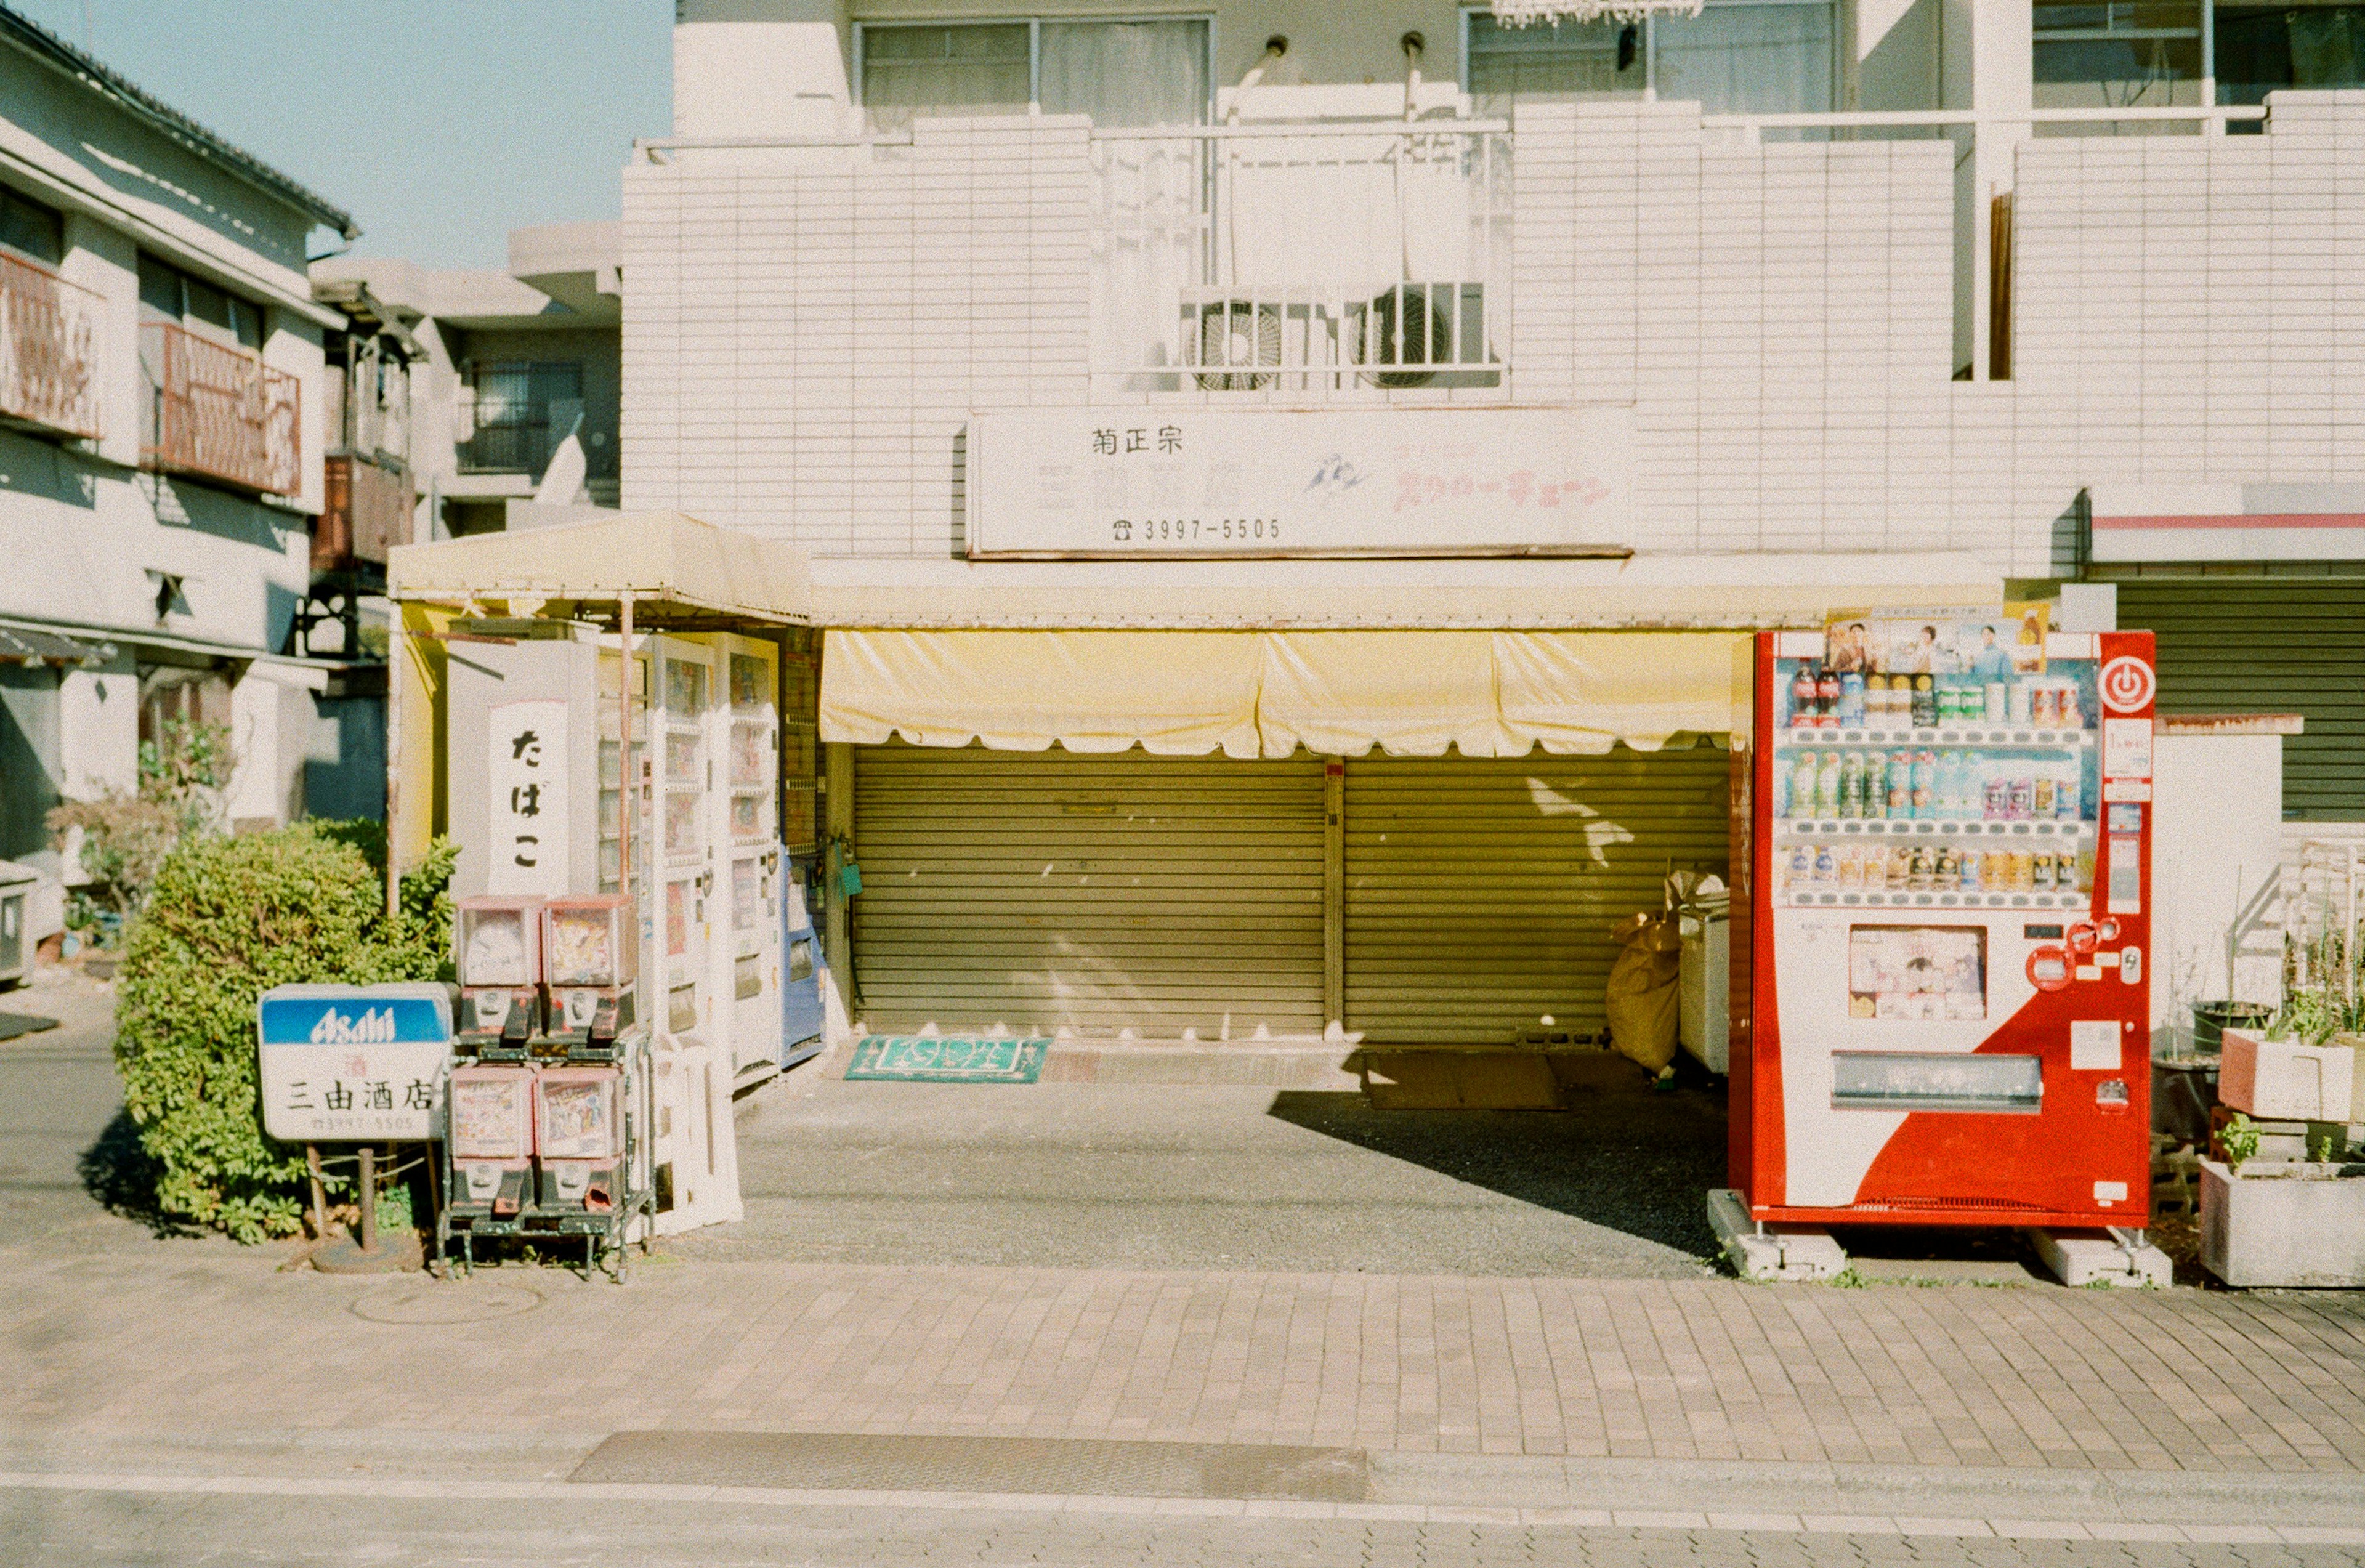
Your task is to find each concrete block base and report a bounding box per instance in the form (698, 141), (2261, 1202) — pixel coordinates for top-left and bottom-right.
(1708, 1188), (1848, 1282)
(2032, 1228), (2172, 1288)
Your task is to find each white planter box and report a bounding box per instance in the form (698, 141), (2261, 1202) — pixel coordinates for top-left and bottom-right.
(2199, 1158), (2365, 1288)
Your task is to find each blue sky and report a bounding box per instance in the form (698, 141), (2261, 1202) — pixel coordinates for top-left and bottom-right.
(14, 1), (673, 270)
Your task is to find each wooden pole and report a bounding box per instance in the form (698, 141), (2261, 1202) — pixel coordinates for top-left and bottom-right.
(305, 1143), (327, 1239)
(385, 608), (404, 921)
(358, 1144), (377, 1253)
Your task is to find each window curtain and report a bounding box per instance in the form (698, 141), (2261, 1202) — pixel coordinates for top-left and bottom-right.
(860, 23), (1030, 132)
(1048, 22), (1210, 390)
(1654, 3), (1835, 116)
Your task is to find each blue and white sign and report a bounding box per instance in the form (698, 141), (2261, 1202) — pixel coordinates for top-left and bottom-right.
(256, 982), (455, 1142)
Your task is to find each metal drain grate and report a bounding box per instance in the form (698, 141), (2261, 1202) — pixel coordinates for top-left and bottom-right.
(571, 1431), (1372, 1502)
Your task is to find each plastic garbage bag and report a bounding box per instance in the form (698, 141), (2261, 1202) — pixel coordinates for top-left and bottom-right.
(1606, 910), (1683, 1073)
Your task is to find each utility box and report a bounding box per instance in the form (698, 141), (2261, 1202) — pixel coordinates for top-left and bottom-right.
(0, 860), (38, 987)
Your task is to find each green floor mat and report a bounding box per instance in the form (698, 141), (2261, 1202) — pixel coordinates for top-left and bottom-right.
(846, 1035), (1051, 1083)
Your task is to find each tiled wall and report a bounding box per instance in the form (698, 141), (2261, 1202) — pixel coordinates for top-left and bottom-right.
(623, 93), (2365, 577)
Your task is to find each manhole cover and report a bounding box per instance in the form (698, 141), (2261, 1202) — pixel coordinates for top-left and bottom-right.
(352, 1282), (541, 1325)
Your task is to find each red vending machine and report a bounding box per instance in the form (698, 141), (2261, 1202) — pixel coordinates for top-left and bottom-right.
(1730, 623), (2157, 1228)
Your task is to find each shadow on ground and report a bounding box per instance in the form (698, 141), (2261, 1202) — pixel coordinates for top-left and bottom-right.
(1265, 1084), (1728, 1259)
(76, 1109), (191, 1237)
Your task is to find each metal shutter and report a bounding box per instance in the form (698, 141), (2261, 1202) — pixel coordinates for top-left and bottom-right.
(1344, 744), (1731, 1045)
(852, 742), (1326, 1037)
(2117, 580), (2365, 820)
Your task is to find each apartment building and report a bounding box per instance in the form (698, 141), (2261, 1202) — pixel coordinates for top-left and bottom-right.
(0, 7), (357, 945)
(616, 0), (2364, 1049)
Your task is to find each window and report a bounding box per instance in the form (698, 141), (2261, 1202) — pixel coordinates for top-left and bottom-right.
(1466, 2), (1835, 115)
(859, 18), (1210, 132)
(1655, 1), (1835, 115)
(137, 253), (262, 349)
(2032, 0), (2205, 125)
(459, 360), (584, 477)
(1467, 13), (1646, 106)
(2215, 2), (2365, 122)
(0, 187), (62, 267)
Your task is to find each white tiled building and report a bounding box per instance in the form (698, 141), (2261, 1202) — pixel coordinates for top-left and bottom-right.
(604, 1), (2365, 1046)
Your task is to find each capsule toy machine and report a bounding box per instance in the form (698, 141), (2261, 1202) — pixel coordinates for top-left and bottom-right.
(540, 894), (637, 1055)
(1730, 624), (2157, 1230)
(455, 897), (544, 1059)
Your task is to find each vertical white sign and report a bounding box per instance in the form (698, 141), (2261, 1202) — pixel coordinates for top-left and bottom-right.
(487, 698), (570, 895)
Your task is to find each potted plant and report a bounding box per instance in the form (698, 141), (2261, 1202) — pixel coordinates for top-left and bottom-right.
(2197, 975), (2365, 1288)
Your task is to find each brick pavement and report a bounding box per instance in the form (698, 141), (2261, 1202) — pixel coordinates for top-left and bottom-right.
(3, 1247), (2361, 1475)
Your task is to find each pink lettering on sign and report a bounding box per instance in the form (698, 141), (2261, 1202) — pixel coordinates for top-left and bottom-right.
(1391, 470), (1612, 513)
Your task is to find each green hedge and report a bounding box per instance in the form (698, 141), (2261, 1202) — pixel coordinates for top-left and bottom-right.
(113, 824), (455, 1242)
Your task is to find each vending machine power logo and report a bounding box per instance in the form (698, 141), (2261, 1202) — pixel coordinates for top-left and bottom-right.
(2099, 657), (2155, 714)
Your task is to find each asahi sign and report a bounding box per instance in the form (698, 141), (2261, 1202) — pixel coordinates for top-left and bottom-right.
(968, 406), (1634, 559)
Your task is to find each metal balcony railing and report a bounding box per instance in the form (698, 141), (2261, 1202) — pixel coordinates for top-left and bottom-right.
(0, 250), (102, 439)
(140, 320), (301, 496)
(1090, 122), (1514, 400)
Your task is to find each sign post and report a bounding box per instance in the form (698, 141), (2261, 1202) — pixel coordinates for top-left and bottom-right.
(258, 982), (455, 1273)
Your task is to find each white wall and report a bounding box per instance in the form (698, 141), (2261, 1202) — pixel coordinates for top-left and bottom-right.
(2154, 732), (2287, 1048)
(623, 93), (2365, 577)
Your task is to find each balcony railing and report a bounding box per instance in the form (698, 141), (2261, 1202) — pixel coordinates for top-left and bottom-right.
(140, 320), (300, 496)
(0, 250), (102, 439)
(1090, 123), (1514, 400)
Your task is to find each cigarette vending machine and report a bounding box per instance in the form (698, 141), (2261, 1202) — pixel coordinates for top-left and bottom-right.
(1731, 627), (2157, 1227)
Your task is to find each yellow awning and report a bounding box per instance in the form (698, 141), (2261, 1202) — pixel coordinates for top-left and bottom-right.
(820, 629), (1744, 758)
(388, 510), (810, 623)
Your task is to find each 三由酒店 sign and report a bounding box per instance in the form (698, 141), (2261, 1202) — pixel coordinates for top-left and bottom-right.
(966, 406), (1634, 559)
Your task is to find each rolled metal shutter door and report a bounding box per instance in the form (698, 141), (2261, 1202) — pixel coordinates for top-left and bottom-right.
(853, 742), (1327, 1038)
(2116, 579), (2365, 820)
(1344, 744), (1731, 1045)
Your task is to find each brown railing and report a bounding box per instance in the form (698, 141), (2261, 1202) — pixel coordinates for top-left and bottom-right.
(0, 250), (102, 438)
(140, 320), (300, 496)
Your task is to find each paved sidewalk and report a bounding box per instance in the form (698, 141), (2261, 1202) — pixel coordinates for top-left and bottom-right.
(6, 1249), (2363, 1475)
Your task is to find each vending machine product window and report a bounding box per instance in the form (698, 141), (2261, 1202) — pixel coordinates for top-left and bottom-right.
(1846, 925), (1987, 1021)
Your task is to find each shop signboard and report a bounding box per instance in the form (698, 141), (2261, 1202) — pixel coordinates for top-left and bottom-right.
(967, 405), (1634, 559)
(256, 983), (453, 1142)
(487, 698), (572, 896)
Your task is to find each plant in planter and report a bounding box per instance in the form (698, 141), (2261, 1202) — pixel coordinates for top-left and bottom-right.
(2200, 1083), (2365, 1289)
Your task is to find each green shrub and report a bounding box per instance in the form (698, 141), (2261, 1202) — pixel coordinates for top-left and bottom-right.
(113, 824), (457, 1242)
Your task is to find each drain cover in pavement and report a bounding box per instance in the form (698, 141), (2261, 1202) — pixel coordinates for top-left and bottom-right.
(351, 1281), (541, 1325)
(846, 1035), (1050, 1083)
(572, 1431), (1371, 1502)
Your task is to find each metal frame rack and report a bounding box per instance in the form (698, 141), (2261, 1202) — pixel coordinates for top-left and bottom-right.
(436, 1025), (655, 1283)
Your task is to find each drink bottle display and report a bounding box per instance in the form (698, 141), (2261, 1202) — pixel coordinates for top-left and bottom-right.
(1792, 665), (1817, 727)
(1816, 753), (1841, 817)
(1837, 751), (1860, 818)
(1839, 671), (1866, 727)
(1910, 675), (1935, 727)
(1817, 669), (1843, 727)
